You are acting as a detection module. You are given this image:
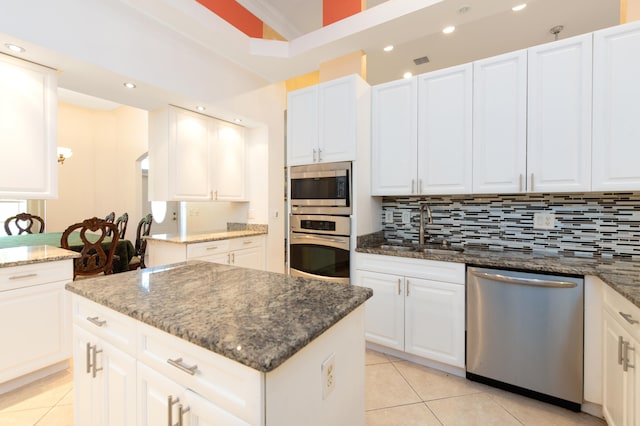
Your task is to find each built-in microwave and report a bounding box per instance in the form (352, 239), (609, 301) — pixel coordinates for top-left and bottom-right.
(289, 161), (351, 215)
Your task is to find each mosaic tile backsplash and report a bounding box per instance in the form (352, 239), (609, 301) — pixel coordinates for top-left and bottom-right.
(381, 192), (640, 259)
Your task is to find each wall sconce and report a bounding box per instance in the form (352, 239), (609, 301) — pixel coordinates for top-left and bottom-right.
(57, 147), (73, 165)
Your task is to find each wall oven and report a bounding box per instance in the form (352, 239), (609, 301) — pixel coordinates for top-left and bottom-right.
(290, 161), (351, 215)
(289, 214), (350, 284)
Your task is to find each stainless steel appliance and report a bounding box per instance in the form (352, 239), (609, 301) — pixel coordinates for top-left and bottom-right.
(289, 214), (350, 284)
(290, 161), (351, 215)
(466, 267), (584, 411)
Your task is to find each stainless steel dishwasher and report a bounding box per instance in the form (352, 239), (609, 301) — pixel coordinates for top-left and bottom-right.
(466, 266), (584, 411)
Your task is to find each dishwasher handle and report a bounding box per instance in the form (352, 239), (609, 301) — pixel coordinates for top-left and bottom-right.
(470, 271), (577, 288)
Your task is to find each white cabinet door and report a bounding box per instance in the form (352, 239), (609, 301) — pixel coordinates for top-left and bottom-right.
(593, 21), (640, 191)
(404, 278), (465, 368)
(371, 78), (418, 196)
(0, 54), (57, 199)
(138, 362), (186, 426)
(212, 121), (246, 201)
(169, 107), (212, 200)
(231, 246), (265, 270)
(287, 86), (318, 166)
(417, 63), (473, 194)
(602, 311), (636, 426)
(357, 270), (404, 351)
(317, 75), (357, 163)
(0, 282), (69, 383)
(184, 389), (251, 426)
(73, 326), (136, 426)
(473, 50), (528, 194)
(527, 34), (592, 192)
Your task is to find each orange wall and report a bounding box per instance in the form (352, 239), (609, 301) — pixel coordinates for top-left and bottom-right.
(197, 0), (263, 38)
(323, 0), (362, 26)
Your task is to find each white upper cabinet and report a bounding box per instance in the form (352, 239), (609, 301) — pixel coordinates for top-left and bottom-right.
(473, 50), (528, 194)
(287, 74), (367, 166)
(149, 106), (245, 202)
(417, 63), (473, 195)
(211, 121), (245, 201)
(0, 54), (58, 199)
(592, 21), (640, 191)
(527, 34), (593, 193)
(371, 78), (418, 196)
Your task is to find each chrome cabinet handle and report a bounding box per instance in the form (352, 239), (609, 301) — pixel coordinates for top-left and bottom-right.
(227, 253), (231, 264)
(86, 342), (92, 374)
(178, 404), (190, 426)
(313, 148), (317, 162)
(243, 240), (253, 245)
(397, 279), (401, 295)
(214, 190), (218, 200)
(619, 312), (639, 325)
(618, 336), (624, 365)
(406, 280), (410, 296)
(167, 357), (198, 376)
(622, 341), (634, 372)
(231, 252), (235, 264)
(87, 316), (106, 327)
(92, 347), (103, 378)
(530, 173), (534, 191)
(318, 148), (322, 162)
(9, 273), (37, 280)
(411, 179), (415, 194)
(519, 174), (523, 192)
(168, 396), (179, 426)
(419, 179), (423, 194)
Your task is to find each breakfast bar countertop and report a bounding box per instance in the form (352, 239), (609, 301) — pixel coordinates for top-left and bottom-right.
(0, 245), (80, 268)
(65, 260), (372, 372)
(145, 229), (267, 244)
(356, 242), (640, 309)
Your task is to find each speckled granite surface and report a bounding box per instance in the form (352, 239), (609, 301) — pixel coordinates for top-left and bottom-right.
(0, 245), (79, 268)
(357, 243), (640, 309)
(65, 261), (372, 372)
(145, 229), (266, 244)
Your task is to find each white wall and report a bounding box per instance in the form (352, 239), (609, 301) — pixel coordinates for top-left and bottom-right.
(184, 202), (249, 233)
(47, 102), (147, 233)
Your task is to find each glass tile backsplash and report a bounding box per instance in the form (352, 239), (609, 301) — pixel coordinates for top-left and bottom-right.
(381, 192), (640, 258)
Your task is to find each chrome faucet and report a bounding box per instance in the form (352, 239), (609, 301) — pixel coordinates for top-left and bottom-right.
(419, 203), (433, 246)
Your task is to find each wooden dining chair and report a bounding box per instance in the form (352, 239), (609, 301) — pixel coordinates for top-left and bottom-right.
(115, 212), (129, 239)
(129, 213), (153, 270)
(105, 211), (115, 237)
(61, 217), (119, 280)
(4, 213), (45, 235)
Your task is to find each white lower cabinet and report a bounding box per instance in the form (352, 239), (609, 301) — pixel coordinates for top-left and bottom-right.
(602, 284), (639, 426)
(355, 254), (465, 368)
(73, 325), (136, 426)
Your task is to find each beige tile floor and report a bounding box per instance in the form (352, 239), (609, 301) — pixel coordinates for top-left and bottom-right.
(0, 351), (607, 425)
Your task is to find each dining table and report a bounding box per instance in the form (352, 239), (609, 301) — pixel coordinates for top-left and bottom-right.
(0, 232), (135, 273)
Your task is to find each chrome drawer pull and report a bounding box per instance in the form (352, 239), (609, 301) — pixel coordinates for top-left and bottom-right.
(243, 241), (253, 245)
(622, 341), (634, 372)
(168, 395), (179, 426)
(167, 357), (198, 375)
(619, 312), (639, 325)
(87, 316), (107, 327)
(86, 342), (93, 374)
(206, 246), (219, 250)
(9, 273), (37, 280)
(178, 404), (190, 426)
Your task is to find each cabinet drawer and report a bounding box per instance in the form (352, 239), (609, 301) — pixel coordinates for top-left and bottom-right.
(356, 253), (465, 284)
(187, 240), (230, 259)
(603, 283), (640, 341)
(137, 322), (262, 425)
(229, 236), (263, 251)
(71, 295), (136, 355)
(0, 260), (73, 292)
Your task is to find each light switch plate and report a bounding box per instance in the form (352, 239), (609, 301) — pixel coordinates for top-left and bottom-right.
(402, 211), (411, 224)
(533, 212), (555, 230)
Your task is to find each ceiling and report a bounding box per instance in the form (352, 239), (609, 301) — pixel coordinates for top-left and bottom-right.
(0, 0), (620, 115)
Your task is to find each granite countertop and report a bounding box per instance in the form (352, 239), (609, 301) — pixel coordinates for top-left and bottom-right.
(0, 245), (80, 268)
(65, 261), (372, 372)
(356, 243), (640, 309)
(145, 229), (267, 244)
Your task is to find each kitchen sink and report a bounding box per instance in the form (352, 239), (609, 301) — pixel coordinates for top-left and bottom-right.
(415, 247), (463, 255)
(378, 244), (414, 252)
(377, 244), (463, 254)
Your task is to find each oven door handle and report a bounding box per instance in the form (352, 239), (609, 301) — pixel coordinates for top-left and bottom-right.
(291, 170), (347, 179)
(290, 233), (350, 250)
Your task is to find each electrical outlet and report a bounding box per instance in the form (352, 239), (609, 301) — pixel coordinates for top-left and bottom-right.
(533, 212), (556, 230)
(321, 353), (336, 399)
(402, 211), (411, 224)
(384, 211), (393, 223)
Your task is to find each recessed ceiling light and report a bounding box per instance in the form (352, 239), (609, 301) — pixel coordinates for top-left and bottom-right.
(442, 26), (456, 34)
(196, 106), (206, 112)
(123, 82), (136, 89)
(403, 72), (413, 79)
(4, 43), (25, 53)
(512, 3), (527, 11)
(383, 45), (394, 52)
(233, 118), (243, 123)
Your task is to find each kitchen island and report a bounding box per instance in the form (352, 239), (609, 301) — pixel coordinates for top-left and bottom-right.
(65, 261), (372, 425)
